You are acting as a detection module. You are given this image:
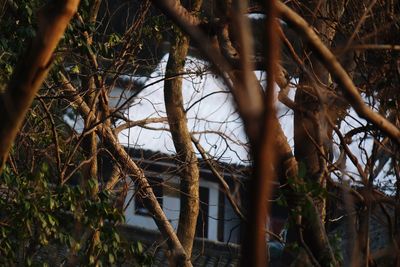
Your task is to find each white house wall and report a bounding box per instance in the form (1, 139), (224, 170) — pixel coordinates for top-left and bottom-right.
(116, 55), (250, 166)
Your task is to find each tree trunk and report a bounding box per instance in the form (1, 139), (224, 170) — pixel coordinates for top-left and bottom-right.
(290, 1), (345, 265)
(274, 113), (338, 266)
(164, 0), (202, 258)
(293, 0), (345, 222)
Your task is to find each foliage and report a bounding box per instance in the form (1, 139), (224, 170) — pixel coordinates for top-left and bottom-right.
(0, 0), (42, 87)
(0, 166), (151, 266)
(328, 233), (344, 266)
(0, 0), (156, 264)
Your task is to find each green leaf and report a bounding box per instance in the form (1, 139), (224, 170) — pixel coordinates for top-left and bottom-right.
(5, 64), (14, 77)
(25, 5), (32, 17)
(49, 198), (55, 210)
(89, 255), (95, 264)
(108, 253), (115, 264)
(48, 214), (56, 226)
(137, 242), (143, 253)
(298, 161), (307, 179)
(113, 232), (120, 243)
(71, 65), (80, 74)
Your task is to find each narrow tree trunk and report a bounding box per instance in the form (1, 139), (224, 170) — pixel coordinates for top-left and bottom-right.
(290, 2), (345, 265)
(274, 114), (338, 266)
(294, 0), (345, 222)
(164, 0), (202, 258)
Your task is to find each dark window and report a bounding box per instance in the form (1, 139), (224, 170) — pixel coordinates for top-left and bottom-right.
(196, 186), (209, 238)
(134, 177), (163, 216)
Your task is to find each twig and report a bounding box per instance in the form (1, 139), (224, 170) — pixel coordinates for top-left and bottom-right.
(276, 1), (400, 144)
(39, 98), (62, 180)
(191, 134), (245, 220)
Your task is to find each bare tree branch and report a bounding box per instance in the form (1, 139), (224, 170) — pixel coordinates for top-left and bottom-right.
(191, 134), (245, 220)
(276, 1), (400, 145)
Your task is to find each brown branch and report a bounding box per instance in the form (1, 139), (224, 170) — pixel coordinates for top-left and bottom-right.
(105, 164), (123, 191)
(349, 44), (400, 51)
(276, 1), (400, 145)
(0, 0), (80, 173)
(332, 124), (368, 183)
(190, 134), (245, 220)
(114, 117), (168, 134)
(38, 98), (62, 179)
(241, 0), (280, 265)
(89, 0), (102, 23)
(63, 157), (95, 184)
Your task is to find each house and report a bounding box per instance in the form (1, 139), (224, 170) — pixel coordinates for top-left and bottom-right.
(117, 148), (288, 243)
(326, 186), (398, 266)
(105, 55), (289, 246)
(122, 148), (247, 244)
(106, 148), (288, 266)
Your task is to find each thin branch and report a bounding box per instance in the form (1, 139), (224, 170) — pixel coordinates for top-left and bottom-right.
(38, 99), (62, 179)
(276, 1), (400, 145)
(114, 117), (168, 134)
(349, 44), (400, 51)
(332, 124), (368, 183)
(191, 134), (245, 220)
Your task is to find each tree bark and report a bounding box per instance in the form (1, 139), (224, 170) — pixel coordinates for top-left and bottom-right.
(274, 115), (338, 266)
(164, 0), (202, 258)
(0, 0), (80, 173)
(285, 2), (344, 264)
(239, 0), (280, 265)
(292, 0), (345, 222)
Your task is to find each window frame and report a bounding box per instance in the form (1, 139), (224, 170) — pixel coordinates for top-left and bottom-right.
(134, 176), (164, 217)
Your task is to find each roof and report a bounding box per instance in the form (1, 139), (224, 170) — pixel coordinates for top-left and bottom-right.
(110, 54), (396, 192)
(117, 224), (285, 266)
(118, 224), (241, 266)
(126, 148), (251, 183)
(114, 55), (251, 166)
